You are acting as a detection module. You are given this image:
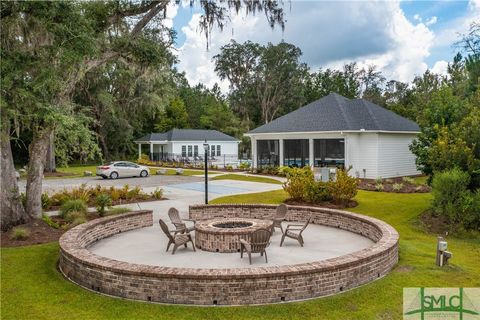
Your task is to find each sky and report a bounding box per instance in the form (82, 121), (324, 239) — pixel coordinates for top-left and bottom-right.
(164, 0), (480, 92)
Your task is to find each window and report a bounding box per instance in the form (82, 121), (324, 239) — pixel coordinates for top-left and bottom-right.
(216, 145), (221, 156)
(210, 145), (215, 157)
(257, 140), (279, 168)
(181, 145), (186, 157)
(283, 139), (309, 167)
(194, 145), (199, 157)
(188, 145), (192, 157)
(313, 139), (345, 167)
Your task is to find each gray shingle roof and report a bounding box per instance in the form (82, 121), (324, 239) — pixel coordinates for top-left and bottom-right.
(135, 129), (238, 142)
(248, 93), (420, 134)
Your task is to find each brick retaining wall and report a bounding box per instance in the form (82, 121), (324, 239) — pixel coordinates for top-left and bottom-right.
(59, 205), (399, 305)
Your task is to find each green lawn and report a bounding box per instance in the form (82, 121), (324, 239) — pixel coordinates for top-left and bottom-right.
(2, 190), (479, 319)
(211, 173), (283, 185)
(44, 165), (219, 179)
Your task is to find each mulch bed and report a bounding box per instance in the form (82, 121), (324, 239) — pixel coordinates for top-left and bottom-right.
(43, 171), (75, 178)
(419, 210), (452, 235)
(358, 178), (431, 193)
(1, 219), (65, 247)
(284, 199), (358, 209)
(44, 197), (166, 212)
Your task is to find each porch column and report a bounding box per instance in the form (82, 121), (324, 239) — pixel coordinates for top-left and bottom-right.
(309, 138), (314, 168)
(138, 143), (142, 160)
(149, 143), (153, 161)
(279, 139), (284, 166)
(251, 137), (257, 168)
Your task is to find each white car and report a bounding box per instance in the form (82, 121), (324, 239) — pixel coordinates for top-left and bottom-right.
(96, 161), (149, 179)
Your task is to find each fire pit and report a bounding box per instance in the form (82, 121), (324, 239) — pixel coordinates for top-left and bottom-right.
(195, 218), (273, 252)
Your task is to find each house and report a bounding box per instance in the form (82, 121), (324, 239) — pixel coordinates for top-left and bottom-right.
(244, 93), (420, 179)
(134, 129), (240, 166)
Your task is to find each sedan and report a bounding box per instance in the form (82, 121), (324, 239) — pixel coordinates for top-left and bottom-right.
(96, 161), (149, 179)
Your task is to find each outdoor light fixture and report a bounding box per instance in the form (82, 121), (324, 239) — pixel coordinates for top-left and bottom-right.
(203, 140), (209, 204)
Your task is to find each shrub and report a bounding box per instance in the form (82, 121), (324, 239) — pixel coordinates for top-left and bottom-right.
(225, 165), (234, 171)
(431, 168), (477, 228)
(41, 192), (50, 210)
(42, 214), (61, 229)
(60, 199), (87, 218)
(328, 167), (358, 204)
(96, 193), (112, 217)
(402, 176), (415, 184)
(282, 167), (314, 201)
(70, 215), (87, 227)
(65, 211), (87, 223)
(151, 188), (163, 200)
(375, 177), (383, 184)
(385, 179), (394, 184)
(375, 183), (384, 192)
(392, 183), (403, 192)
(10, 227), (30, 240)
(239, 162), (251, 170)
(304, 180), (332, 203)
(107, 207), (132, 215)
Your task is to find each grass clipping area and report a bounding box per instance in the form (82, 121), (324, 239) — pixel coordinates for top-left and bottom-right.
(2, 190), (480, 319)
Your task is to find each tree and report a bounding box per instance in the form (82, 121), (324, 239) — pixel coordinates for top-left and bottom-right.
(304, 63), (361, 103)
(155, 97), (190, 132)
(214, 41), (307, 126)
(1, 0), (286, 230)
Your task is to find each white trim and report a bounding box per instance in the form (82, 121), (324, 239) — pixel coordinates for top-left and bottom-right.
(245, 130), (419, 137)
(135, 140), (239, 143)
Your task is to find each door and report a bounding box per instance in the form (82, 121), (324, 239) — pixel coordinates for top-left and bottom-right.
(113, 162), (128, 177)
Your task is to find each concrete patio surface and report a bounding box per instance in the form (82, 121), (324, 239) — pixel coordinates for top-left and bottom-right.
(89, 222), (374, 268)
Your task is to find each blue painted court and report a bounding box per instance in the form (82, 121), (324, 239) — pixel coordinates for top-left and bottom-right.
(168, 182), (251, 195)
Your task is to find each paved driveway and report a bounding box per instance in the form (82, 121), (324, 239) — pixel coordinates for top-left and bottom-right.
(18, 174), (204, 193)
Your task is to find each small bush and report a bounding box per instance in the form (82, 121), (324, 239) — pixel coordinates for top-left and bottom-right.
(283, 167), (313, 201)
(375, 183), (384, 192)
(431, 168), (479, 230)
(304, 180), (332, 203)
(41, 192), (50, 210)
(402, 176), (415, 184)
(96, 193), (112, 217)
(239, 162), (251, 170)
(107, 207), (132, 215)
(65, 211), (87, 223)
(151, 188), (163, 200)
(392, 183), (403, 192)
(11, 227), (30, 240)
(70, 215), (87, 227)
(328, 167), (358, 204)
(60, 199), (87, 218)
(42, 214), (61, 229)
(385, 179), (394, 184)
(375, 177), (383, 184)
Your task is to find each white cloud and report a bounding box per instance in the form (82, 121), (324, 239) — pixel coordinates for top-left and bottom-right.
(431, 60), (449, 76)
(413, 14), (422, 21)
(175, 1), (458, 91)
(426, 16), (438, 26)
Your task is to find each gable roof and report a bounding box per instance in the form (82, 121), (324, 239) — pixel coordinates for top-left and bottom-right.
(135, 129), (238, 143)
(247, 93), (420, 134)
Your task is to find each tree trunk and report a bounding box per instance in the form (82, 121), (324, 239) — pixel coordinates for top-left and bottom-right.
(1, 121), (29, 231)
(25, 128), (52, 217)
(44, 130), (56, 172)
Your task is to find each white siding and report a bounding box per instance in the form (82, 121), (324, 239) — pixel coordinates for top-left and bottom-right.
(346, 133), (378, 179)
(377, 133), (419, 178)
(171, 141), (238, 159)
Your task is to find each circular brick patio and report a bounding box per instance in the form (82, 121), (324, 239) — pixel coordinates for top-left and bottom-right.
(58, 205), (399, 305)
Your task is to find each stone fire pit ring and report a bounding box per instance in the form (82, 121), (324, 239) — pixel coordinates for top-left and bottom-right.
(195, 217), (274, 252)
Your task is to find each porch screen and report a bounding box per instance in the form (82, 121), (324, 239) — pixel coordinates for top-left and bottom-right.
(283, 139), (309, 167)
(313, 139), (345, 167)
(257, 140), (279, 168)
